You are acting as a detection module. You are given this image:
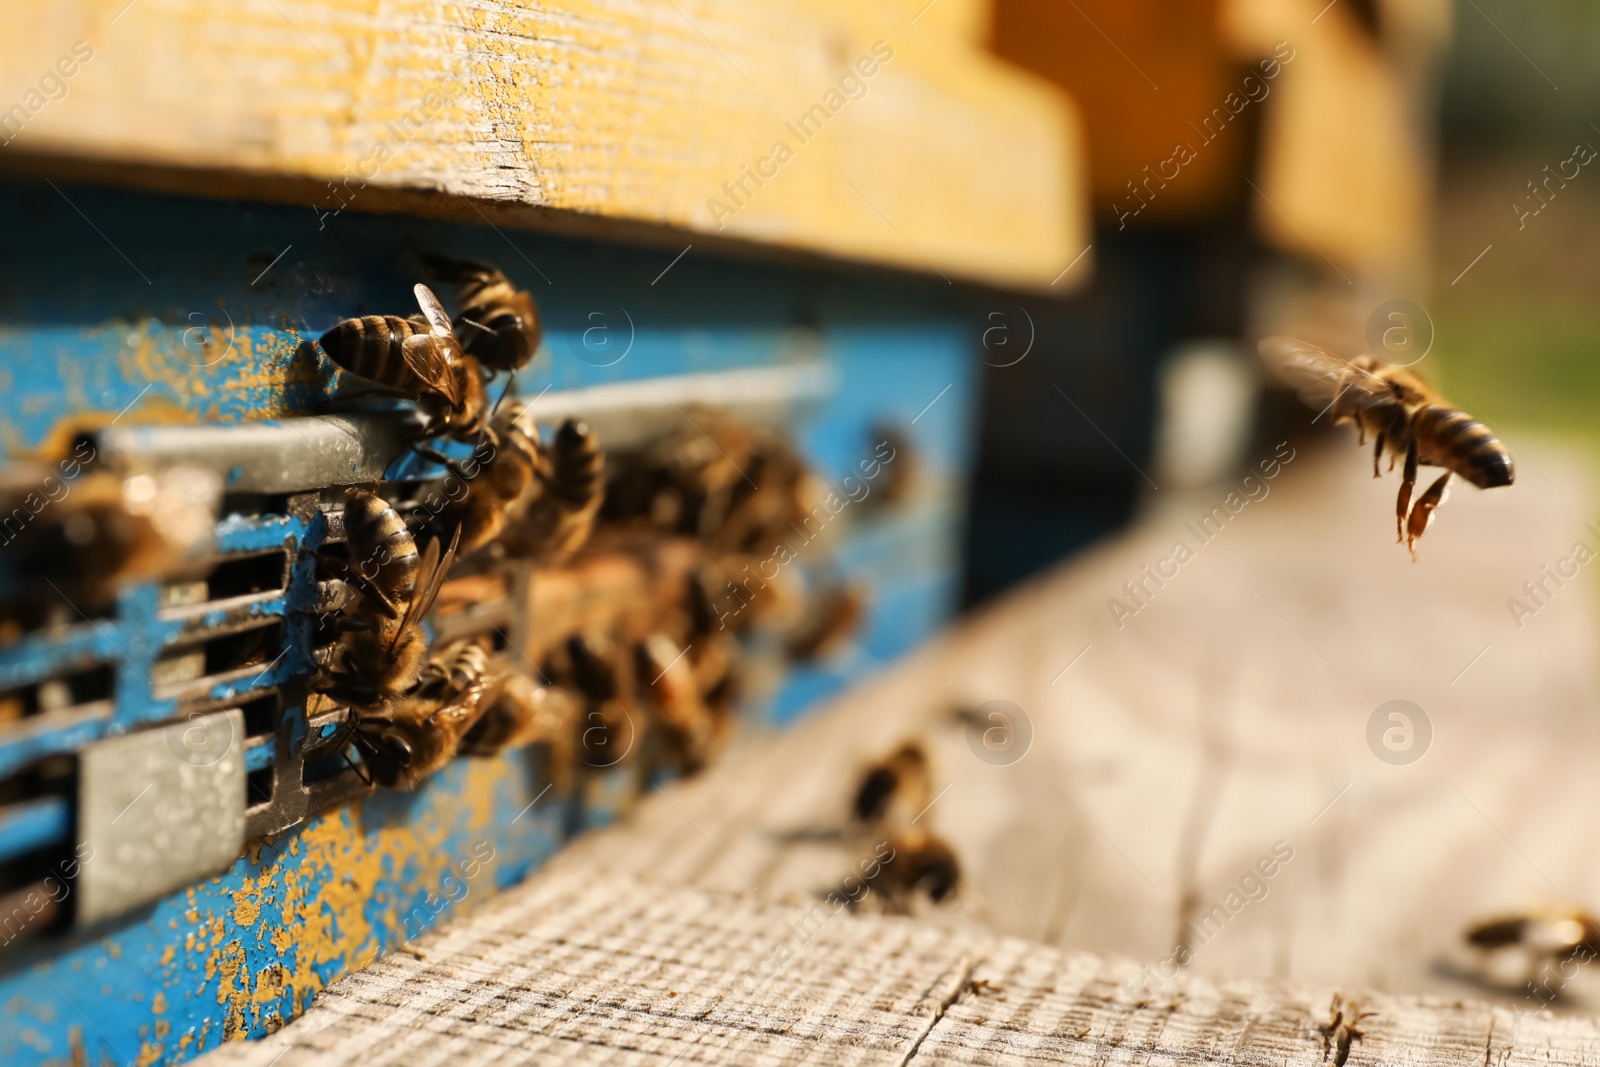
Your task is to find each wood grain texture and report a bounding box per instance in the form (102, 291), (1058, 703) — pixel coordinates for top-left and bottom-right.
(197, 866), (1600, 1065)
(0, 0), (1084, 289)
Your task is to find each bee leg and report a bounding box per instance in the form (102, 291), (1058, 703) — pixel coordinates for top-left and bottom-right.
(1405, 472), (1451, 561)
(1373, 433), (1384, 478)
(1396, 439), (1418, 543)
(412, 445), (473, 484)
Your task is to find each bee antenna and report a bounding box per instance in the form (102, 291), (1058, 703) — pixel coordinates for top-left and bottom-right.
(492, 371), (518, 417)
(458, 316), (495, 338)
(327, 713), (373, 787)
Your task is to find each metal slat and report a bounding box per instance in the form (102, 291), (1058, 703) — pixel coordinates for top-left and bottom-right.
(82, 364), (836, 493)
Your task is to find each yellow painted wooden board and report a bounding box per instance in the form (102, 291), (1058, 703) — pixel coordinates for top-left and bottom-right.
(0, 0), (1086, 290)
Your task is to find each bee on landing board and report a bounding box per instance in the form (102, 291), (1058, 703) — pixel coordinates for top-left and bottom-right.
(853, 741), (932, 828)
(318, 282), (489, 440)
(317, 487), (460, 705)
(1464, 909), (1600, 987)
(421, 254), (541, 374)
(834, 827), (961, 913)
(353, 637), (506, 790)
(1259, 336), (1513, 558)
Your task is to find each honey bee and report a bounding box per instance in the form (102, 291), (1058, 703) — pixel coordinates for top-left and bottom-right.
(421, 254), (541, 373)
(318, 488), (459, 704)
(1259, 337), (1514, 557)
(637, 632), (717, 775)
(837, 827), (961, 913)
(785, 583), (864, 662)
(353, 637), (505, 790)
(460, 672), (583, 790)
(501, 419), (606, 564)
(1, 465), (221, 616)
(852, 741), (932, 827)
(319, 283), (488, 440)
(415, 406), (540, 554)
(1465, 909), (1600, 979)
(602, 409), (756, 540)
(558, 632), (638, 770)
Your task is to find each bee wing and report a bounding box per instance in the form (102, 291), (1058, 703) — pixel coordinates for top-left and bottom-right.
(413, 283), (456, 339)
(399, 332), (463, 407)
(391, 525), (461, 654)
(1258, 336), (1392, 412)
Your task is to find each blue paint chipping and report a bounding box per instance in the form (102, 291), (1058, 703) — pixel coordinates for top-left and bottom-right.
(0, 177), (980, 1065)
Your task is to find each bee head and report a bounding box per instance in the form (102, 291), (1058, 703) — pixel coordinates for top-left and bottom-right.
(355, 722), (415, 787)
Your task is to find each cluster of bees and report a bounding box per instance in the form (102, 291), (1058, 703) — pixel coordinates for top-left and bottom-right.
(309, 257), (879, 791)
(0, 254), (867, 801)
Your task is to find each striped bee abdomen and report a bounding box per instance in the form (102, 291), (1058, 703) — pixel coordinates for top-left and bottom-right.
(341, 487), (421, 606)
(548, 420), (605, 506)
(1416, 405), (1514, 488)
(318, 315), (425, 391)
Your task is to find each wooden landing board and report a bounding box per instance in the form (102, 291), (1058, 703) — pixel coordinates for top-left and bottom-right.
(0, 0), (1083, 290)
(541, 438), (1600, 1013)
(200, 867), (1600, 1065)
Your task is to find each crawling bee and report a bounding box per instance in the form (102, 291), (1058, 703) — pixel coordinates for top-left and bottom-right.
(460, 672), (583, 790)
(637, 632), (717, 775)
(853, 741), (932, 827)
(836, 827), (961, 913)
(354, 637), (505, 790)
(318, 488), (459, 704)
(422, 254), (541, 373)
(1465, 909), (1600, 986)
(415, 406), (540, 554)
(319, 283), (488, 440)
(0, 465), (221, 616)
(1259, 336), (1514, 557)
(501, 418), (606, 564)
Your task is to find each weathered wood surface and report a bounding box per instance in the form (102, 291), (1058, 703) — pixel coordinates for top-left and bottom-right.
(0, 0), (1083, 289)
(547, 438), (1600, 1009)
(201, 867), (1600, 1065)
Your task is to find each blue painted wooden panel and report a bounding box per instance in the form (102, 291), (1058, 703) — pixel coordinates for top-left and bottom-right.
(0, 177), (978, 1066)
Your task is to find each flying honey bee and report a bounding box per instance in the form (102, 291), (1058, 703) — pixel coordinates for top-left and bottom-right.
(500, 418), (606, 564)
(318, 488), (459, 705)
(852, 741), (932, 827)
(353, 637), (505, 790)
(421, 254), (541, 373)
(1, 465), (221, 615)
(1464, 909), (1600, 982)
(319, 283), (488, 440)
(1259, 337), (1514, 558)
(415, 405), (540, 555)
